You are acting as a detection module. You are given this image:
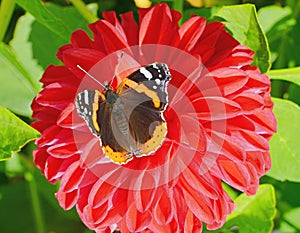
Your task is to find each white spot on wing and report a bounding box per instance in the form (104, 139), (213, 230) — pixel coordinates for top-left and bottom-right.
(140, 67), (152, 80)
(155, 79), (161, 85)
(153, 85), (157, 89)
(152, 63), (159, 69)
(84, 90), (89, 105)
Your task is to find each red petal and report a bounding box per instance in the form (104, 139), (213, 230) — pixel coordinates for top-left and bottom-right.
(153, 191), (173, 225)
(139, 3), (180, 45)
(71, 30), (94, 48)
(120, 12), (139, 46)
(178, 16), (206, 51)
(126, 203), (152, 232)
(184, 210), (202, 233)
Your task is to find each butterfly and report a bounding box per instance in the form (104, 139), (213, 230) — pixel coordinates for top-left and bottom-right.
(75, 63), (171, 164)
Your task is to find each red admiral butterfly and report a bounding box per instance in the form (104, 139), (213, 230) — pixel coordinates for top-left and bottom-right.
(75, 63), (171, 164)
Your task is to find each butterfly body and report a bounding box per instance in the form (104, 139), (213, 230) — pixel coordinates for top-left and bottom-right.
(76, 63), (171, 164)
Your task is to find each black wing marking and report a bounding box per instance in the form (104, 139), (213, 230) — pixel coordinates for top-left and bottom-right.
(117, 62), (171, 111)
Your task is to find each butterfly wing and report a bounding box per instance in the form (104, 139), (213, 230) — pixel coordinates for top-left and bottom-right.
(76, 89), (134, 164)
(75, 90), (103, 136)
(117, 62), (171, 155)
(117, 63), (171, 111)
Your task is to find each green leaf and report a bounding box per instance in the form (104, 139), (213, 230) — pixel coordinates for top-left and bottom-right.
(222, 184), (276, 233)
(268, 98), (300, 182)
(182, 8), (218, 23)
(258, 5), (294, 34)
(279, 207), (300, 232)
(0, 106), (40, 161)
(16, 0), (90, 42)
(214, 4), (271, 73)
(27, 15), (66, 69)
(0, 42), (38, 116)
(268, 67), (300, 87)
(10, 13), (44, 84)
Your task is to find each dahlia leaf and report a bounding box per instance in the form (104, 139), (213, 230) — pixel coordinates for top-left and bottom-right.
(221, 184), (276, 233)
(14, 13), (66, 69)
(279, 207), (300, 232)
(0, 106), (40, 161)
(268, 98), (300, 182)
(10, 13), (43, 85)
(0, 43), (37, 116)
(257, 5), (294, 34)
(16, 0), (90, 42)
(215, 4), (271, 73)
(268, 67), (300, 87)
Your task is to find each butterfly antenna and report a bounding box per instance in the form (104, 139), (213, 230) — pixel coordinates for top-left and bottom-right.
(77, 65), (105, 88)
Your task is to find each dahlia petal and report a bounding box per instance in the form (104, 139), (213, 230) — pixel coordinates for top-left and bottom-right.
(191, 22), (226, 64)
(102, 11), (127, 40)
(78, 169), (99, 188)
(94, 205), (124, 227)
(153, 191), (173, 226)
(35, 125), (61, 147)
(59, 48), (105, 78)
(90, 180), (117, 208)
(60, 162), (84, 193)
(33, 148), (48, 173)
(180, 176), (214, 224)
(150, 218), (177, 233)
(184, 209), (202, 233)
(182, 167), (218, 200)
(209, 68), (249, 96)
(139, 3), (180, 45)
(56, 188), (78, 210)
(248, 109), (277, 134)
(71, 30), (94, 48)
(179, 114), (206, 152)
(90, 202), (109, 224)
(226, 115), (255, 131)
(93, 20), (129, 54)
(57, 102), (83, 129)
(233, 130), (270, 151)
(79, 137), (108, 168)
(35, 83), (77, 108)
(40, 65), (81, 86)
(126, 203), (152, 232)
(244, 162), (260, 195)
(218, 159), (251, 192)
(47, 142), (79, 158)
(178, 16), (206, 51)
(45, 155), (79, 182)
(36, 127), (73, 147)
(192, 97), (242, 120)
(133, 171), (157, 212)
(120, 12), (139, 46)
(233, 93), (265, 112)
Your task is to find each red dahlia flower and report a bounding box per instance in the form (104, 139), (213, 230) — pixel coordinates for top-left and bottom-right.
(32, 3), (276, 232)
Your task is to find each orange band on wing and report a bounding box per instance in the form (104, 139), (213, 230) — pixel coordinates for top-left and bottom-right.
(139, 121), (167, 155)
(102, 145), (133, 164)
(92, 91), (103, 133)
(118, 78), (161, 108)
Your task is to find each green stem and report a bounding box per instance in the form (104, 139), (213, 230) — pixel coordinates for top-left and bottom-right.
(25, 171), (46, 233)
(173, 0), (184, 25)
(0, 0), (16, 41)
(69, 0), (98, 23)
